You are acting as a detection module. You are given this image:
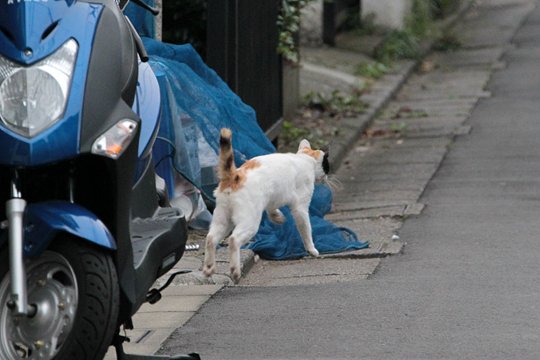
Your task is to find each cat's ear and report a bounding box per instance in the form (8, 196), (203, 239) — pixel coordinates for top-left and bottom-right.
(298, 139), (311, 152)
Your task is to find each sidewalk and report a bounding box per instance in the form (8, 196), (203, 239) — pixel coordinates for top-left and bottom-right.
(105, 0), (531, 356)
(240, 0), (533, 287)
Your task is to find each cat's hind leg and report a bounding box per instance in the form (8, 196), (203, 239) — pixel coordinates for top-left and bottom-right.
(203, 205), (232, 277)
(267, 209), (286, 224)
(291, 205), (319, 257)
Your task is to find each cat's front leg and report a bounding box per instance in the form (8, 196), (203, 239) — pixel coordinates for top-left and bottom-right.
(291, 206), (319, 257)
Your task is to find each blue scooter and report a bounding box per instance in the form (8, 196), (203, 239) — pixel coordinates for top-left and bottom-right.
(0, 0), (200, 359)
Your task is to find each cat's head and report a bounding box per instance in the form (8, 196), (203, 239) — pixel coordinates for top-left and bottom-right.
(297, 139), (330, 182)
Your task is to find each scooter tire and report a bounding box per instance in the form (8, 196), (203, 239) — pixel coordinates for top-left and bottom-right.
(0, 236), (120, 360)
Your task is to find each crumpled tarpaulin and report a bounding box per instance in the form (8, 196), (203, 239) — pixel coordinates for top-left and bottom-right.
(140, 36), (368, 259)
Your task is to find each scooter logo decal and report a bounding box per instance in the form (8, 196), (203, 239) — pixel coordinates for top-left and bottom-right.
(7, 0), (49, 4)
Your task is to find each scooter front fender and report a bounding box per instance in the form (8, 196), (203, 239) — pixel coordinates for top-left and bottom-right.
(21, 201), (116, 257)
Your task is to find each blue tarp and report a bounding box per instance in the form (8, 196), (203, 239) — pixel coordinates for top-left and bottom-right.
(126, 7), (368, 259)
(124, 1), (156, 39)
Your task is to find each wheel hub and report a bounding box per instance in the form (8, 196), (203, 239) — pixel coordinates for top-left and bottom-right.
(0, 252), (78, 359)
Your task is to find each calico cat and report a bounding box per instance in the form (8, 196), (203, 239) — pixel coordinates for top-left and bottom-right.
(203, 128), (330, 282)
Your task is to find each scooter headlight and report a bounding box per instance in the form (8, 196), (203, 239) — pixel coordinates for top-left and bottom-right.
(0, 39), (78, 137)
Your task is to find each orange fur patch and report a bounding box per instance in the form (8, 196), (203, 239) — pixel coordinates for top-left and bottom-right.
(240, 159), (262, 171)
(302, 148), (321, 159)
(219, 159), (261, 192)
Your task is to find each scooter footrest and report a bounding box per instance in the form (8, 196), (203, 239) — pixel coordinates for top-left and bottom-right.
(131, 207), (186, 269)
(117, 354), (201, 360)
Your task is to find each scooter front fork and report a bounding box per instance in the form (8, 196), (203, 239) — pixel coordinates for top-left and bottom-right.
(5, 171), (30, 316)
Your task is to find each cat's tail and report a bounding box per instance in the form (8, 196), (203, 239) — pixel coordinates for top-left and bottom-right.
(218, 128), (236, 183)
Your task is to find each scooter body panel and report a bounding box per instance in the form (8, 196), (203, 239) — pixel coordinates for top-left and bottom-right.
(0, 2), (104, 166)
(20, 201), (116, 256)
(134, 61), (161, 160)
(133, 61), (162, 182)
(0, 0), (93, 63)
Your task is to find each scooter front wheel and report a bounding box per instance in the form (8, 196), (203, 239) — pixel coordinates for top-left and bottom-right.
(0, 237), (119, 360)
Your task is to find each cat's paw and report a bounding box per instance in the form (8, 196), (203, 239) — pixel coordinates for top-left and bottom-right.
(230, 266), (241, 284)
(203, 263), (216, 277)
(308, 248), (319, 257)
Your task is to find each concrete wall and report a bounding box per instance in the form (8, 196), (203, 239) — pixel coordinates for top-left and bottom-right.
(155, 0), (162, 40)
(362, 0), (413, 30)
(300, 0), (323, 46)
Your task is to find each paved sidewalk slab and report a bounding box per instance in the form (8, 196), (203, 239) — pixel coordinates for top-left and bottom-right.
(131, 311), (196, 329)
(459, 1), (534, 48)
(429, 48), (505, 68)
(328, 206), (407, 221)
(332, 217), (404, 257)
(334, 189), (420, 203)
(240, 258), (381, 286)
(137, 295), (211, 313)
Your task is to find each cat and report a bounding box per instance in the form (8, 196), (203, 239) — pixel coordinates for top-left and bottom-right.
(203, 128), (330, 283)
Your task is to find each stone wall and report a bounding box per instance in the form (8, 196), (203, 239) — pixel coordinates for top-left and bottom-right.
(362, 0), (412, 30)
(155, 0), (162, 40)
(300, 0), (323, 46)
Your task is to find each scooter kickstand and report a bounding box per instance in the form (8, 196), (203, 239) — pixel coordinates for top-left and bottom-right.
(114, 334), (201, 360)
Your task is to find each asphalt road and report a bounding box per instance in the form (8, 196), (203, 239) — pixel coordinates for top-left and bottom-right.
(160, 2), (540, 359)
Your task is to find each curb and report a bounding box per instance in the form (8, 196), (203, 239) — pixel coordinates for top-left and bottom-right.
(160, 248), (257, 286)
